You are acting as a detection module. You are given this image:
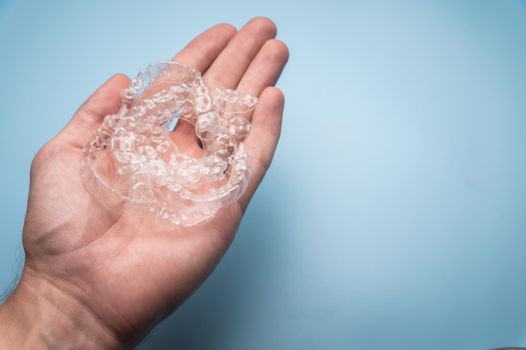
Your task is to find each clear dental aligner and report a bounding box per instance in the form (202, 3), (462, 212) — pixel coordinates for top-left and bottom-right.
(81, 61), (257, 226)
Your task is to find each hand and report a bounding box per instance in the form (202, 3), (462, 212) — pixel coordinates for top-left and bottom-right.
(0, 17), (288, 349)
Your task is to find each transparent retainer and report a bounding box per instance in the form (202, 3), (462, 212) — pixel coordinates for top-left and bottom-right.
(81, 61), (257, 226)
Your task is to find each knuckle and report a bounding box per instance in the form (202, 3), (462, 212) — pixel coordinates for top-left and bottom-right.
(185, 45), (213, 67)
(206, 72), (230, 89)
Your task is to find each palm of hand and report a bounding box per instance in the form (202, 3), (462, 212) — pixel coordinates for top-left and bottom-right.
(20, 18), (288, 345)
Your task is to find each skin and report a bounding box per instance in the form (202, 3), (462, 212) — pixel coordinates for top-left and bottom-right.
(0, 17), (288, 349)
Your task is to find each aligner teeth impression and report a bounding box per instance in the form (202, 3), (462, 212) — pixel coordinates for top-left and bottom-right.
(81, 61), (257, 226)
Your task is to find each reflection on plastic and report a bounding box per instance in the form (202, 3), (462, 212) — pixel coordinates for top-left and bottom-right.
(81, 61), (257, 226)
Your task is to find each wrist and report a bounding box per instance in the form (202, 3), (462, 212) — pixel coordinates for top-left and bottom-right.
(0, 268), (124, 350)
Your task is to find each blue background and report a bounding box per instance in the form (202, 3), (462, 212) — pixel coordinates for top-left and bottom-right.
(1, 1), (526, 349)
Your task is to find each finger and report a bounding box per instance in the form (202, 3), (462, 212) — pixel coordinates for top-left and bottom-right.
(143, 23), (236, 100)
(173, 23), (237, 72)
(236, 39), (289, 97)
(237, 87), (285, 211)
(172, 17), (277, 155)
(58, 74), (130, 148)
(170, 24), (237, 155)
(204, 17), (277, 89)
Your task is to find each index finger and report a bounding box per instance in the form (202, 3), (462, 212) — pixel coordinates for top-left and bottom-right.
(173, 23), (237, 72)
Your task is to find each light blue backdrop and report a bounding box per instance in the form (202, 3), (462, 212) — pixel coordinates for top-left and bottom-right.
(1, 1), (526, 349)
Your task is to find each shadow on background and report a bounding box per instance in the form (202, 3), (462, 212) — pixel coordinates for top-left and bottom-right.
(138, 170), (293, 349)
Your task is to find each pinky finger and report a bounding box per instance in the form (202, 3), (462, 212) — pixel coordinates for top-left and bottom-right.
(237, 86), (285, 212)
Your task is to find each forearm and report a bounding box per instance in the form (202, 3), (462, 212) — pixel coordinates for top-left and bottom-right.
(0, 269), (123, 350)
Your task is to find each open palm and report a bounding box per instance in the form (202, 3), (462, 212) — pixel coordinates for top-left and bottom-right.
(19, 18), (288, 348)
